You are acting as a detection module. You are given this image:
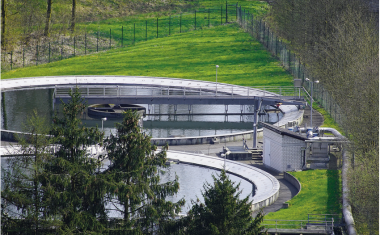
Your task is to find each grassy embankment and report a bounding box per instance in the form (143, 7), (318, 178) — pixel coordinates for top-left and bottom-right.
(1, 23), (293, 87)
(1, 1), (342, 224)
(264, 170), (342, 227)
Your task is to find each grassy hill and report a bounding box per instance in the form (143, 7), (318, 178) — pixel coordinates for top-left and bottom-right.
(2, 23), (293, 87)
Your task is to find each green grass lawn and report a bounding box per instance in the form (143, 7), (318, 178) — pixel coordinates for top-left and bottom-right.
(75, 0), (269, 49)
(265, 170), (342, 222)
(2, 23), (293, 87)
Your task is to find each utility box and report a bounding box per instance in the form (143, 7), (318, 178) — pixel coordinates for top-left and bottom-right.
(294, 79), (302, 88)
(262, 122), (308, 172)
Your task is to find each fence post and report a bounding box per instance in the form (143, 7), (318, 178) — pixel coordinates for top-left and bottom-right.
(180, 14), (182, 33)
(122, 26), (124, 47)
(97, 31), (99, 52)
(208, 9), (210, 27)
(157, 18), (158, 38)
(195, 10), (197, 30)
(169, 15), (171, 35)
(61, 48), (63, 60)
(133, 23), (135, 45)
(221, 6), (223, 25)
(109, 28), (112, 49)
(85, 32), (87, 54)
(49, 42), (51, 63)
(146, 21), (148, 41)
(251, 17), (254, 37)
(74, 36), (76, 56)
(236, 3), (238, 21)
(226, 1), (228, 23)
(36, 43), (39, 65)
(275, 36), (277, 57)
(23, 47), (25, 67)
(10, 51), (13, 70)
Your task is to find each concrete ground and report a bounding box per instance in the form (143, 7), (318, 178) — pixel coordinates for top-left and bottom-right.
(1, 140), (16, 146)
(301, 106), (324, 128)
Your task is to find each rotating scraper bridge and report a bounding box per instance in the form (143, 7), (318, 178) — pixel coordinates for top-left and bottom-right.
(1, 75), (306, 211)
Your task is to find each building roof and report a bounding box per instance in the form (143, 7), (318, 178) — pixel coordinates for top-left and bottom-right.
(260, 122), (308, 141)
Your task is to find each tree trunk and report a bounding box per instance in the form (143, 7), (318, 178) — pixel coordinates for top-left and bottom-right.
(1, 0), (6, 48)
(70, 0), (76, 33)
(44, 0), (52, 37)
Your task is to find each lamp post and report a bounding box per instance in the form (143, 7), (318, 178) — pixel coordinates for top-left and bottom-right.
(216, 65), (219, 95)
(305, 78), (319, 128)
(101, 117), (107, 131)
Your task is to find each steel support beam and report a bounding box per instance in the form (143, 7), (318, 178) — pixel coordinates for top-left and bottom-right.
(252, 99), (262, 149)
(55, 95), (304, 106)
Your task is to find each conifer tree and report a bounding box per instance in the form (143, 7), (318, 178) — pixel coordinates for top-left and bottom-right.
(103, 110), (185, 233)
(1, 110), (58, 234)
(42, 88), (107, 233)
(181, 169), (267, 235)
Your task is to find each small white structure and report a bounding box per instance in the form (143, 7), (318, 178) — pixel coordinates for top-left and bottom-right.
(262, 122), (308, 172)
(261, 123), (342, 172)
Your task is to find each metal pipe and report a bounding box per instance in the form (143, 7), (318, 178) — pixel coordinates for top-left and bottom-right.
(342, 147), (357, 235)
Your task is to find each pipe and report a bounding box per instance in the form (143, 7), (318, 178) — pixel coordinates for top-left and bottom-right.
(303, 127), (356, 233)
(297, 127), (346, 139)
(342, 147), (357, 235)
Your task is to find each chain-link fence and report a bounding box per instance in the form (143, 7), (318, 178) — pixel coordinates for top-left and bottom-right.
(236, 5), (345, 130)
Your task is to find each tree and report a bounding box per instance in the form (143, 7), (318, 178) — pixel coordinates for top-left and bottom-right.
(270, 1), (378, 233)
(1, 0), (6, 48)
(1, 109), (58, 234)
(42, 88), (107, 233)
(103, 110), (185, 233)
(44, 0), (53, 36)
(180, 169), (267, 235)
(70, 0), (76, 33)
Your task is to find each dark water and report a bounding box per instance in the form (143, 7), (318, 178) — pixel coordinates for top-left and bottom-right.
(1, 89), (282, 138)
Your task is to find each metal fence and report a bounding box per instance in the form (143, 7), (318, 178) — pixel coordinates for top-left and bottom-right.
(1, 3), (238, 72)
(236, 5), (345, 131)
(263, 213), (342, 232)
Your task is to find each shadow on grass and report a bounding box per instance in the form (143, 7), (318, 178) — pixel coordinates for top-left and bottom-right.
(326, 170), (342, 222)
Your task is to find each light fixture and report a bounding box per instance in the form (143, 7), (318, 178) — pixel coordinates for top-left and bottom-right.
(101, 117), (107, 131)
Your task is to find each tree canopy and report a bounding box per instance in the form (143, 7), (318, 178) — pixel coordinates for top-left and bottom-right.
(270, 0), (378, 233)
(102, 110), (185, 234)
(178, 169), (266, 235)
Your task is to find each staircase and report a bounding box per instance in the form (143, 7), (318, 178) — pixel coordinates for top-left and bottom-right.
(308, 142), (329, 169)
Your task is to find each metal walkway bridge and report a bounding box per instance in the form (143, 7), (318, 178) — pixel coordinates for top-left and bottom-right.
(2, 76), (305, 148)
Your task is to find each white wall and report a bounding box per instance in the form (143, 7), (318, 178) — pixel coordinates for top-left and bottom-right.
(282, 135), (306, 171)
(263, 128), (306, 172)
(263, 128), (283, 172)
